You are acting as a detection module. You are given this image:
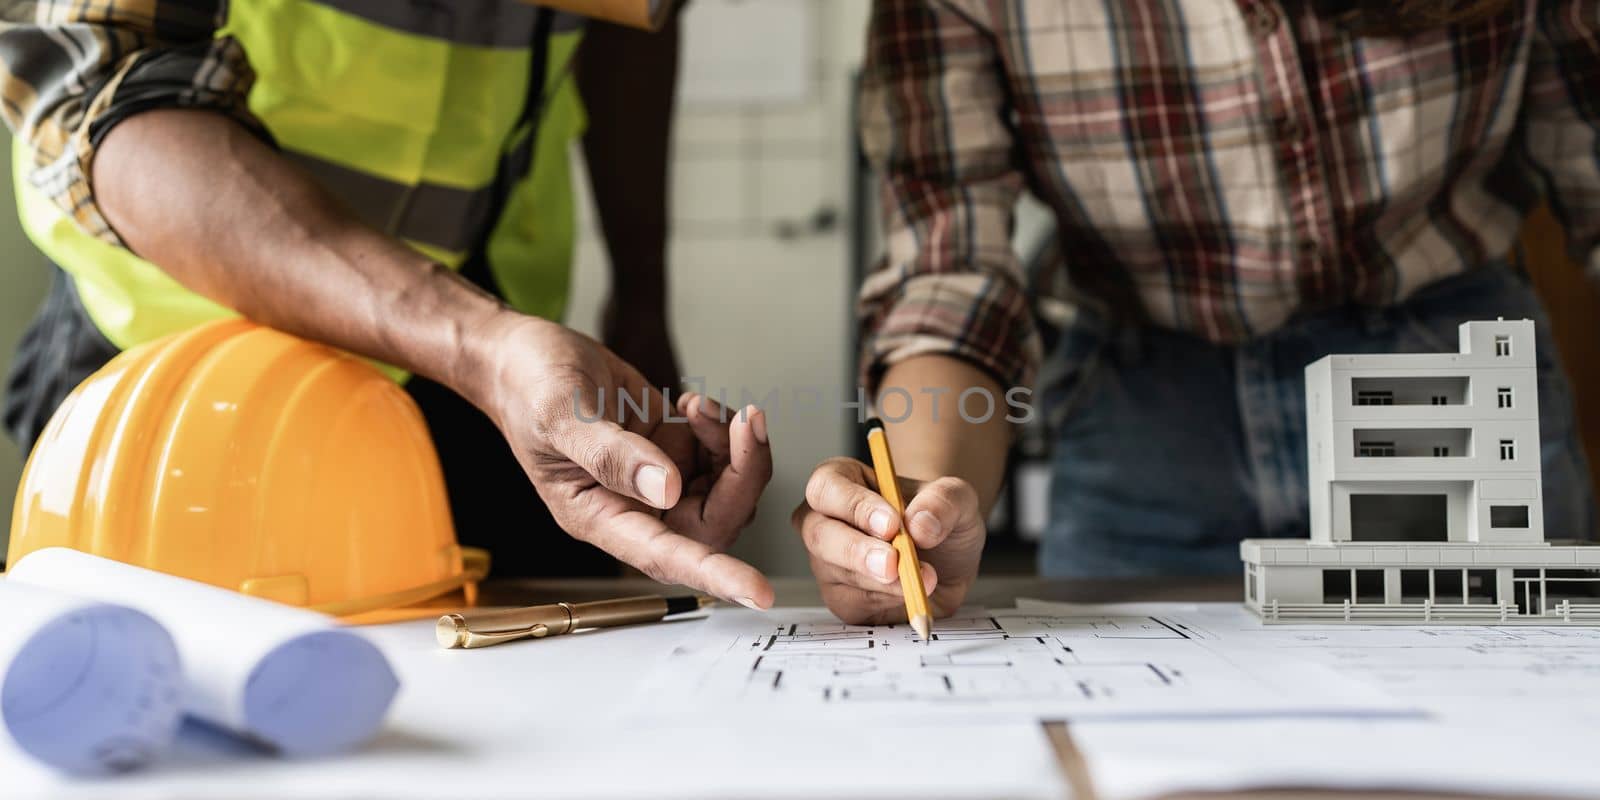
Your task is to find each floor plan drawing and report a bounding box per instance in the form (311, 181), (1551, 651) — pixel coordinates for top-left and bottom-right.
(1177, 604), (1600, 716)
(1016, 599), (1600, 722)
(633, 608), (1402, 723)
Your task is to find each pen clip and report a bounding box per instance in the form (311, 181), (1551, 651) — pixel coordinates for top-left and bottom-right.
(459, 623), (549, 649)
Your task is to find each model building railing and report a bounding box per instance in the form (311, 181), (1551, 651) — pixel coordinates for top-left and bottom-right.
(1262, 599), (1600, 624)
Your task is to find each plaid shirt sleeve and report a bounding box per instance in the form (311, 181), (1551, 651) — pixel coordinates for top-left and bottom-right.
(856, 0), (1041, 394)
(0, 0), (261, 245)
(1522, 0), (1600, 279)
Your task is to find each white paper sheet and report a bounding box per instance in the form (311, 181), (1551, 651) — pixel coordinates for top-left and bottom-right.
(1019, 598), (1600, 722)
(1009, 599), (1600, 799)
(1072, 718), (1600, 800)
(630, 607), (1406, 723)
(0, 580), (183, 774)
(10, 614), (1067, 800)
(7, 549), (399, 756)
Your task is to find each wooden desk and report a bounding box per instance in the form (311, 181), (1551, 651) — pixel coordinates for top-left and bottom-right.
(474, 575), (1505, 800)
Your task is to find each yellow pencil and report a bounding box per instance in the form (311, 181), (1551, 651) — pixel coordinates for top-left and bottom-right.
(864, 417), (933, 643)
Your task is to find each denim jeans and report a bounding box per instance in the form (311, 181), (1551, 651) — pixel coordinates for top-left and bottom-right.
(1038, 267), (1597, 578)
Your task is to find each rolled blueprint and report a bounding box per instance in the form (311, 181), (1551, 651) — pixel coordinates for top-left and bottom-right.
(0, 580), (183, 773)
(7, 548), (400, 756)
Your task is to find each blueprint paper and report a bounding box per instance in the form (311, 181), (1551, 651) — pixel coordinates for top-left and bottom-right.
(9, 615), (1067, 800)
(1072, 718), (1600, 800)
(0, 580), (183, 773)
(1009, 599), (1600, 798)
(630, 606), (1406, 722)
(7, 549), (399, 756)
(1191, 603), (1600, 721)
(1019, 599), (1600, 721)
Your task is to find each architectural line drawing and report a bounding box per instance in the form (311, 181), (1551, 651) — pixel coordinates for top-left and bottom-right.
(1175, 603), (1600, 709)
(1241, 320), (1600, 624)
(931, 630), (1011, 642)
(645, 612), (1380, 718)
(740, 618), (1203, 704)
(999, 615), (1194, 639)
(637, 604), (1600, 726)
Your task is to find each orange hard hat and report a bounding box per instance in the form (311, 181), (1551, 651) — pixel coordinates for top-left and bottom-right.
(7, 319), (486, 617)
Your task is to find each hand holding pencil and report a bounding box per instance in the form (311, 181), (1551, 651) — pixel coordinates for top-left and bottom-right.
(789, 419), (989, 630)
(864, 418), (933, 640)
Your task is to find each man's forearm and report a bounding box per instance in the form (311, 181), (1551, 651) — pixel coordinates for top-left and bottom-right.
(578, 15), (683, 390)
(578, 15), (678, 310)
(877, 355), (1013, 515)
(92, 110), (515, 407)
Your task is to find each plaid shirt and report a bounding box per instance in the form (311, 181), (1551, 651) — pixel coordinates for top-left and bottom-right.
(0, 0), (259, 244)
(858, 0), (1600, 393)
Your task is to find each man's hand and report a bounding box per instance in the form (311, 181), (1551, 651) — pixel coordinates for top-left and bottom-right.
(471, 313), (774, 609)
(91, 110), (773, 606)
(790, 457), (985, 624)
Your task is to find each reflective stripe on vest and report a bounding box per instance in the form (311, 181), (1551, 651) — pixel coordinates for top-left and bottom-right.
(13, 0), (584, 366)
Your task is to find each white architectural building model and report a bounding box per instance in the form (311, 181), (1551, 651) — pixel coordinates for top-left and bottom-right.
(1241, 319), (1600, 623)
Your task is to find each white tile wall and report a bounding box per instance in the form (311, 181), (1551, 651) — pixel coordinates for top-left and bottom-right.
(567, 1), (871, 575)
(672, 156), (750, 226)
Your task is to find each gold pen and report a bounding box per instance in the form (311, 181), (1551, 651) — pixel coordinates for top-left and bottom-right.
(437, 595), (713, 649)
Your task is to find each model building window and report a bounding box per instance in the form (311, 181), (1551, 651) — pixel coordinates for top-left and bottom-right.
(1430, 395), (1447, 405)
(1499, 439), (1515, 460)
(1497, 387), (1513, 408)
(1494, 335), (1511, 357)
(1467, 569), (1498, 604)
(1433, 569), (1466, 603)
(1490, 505), (1530, 528)
(1432, 446), (1450, 457)
(1400, 570), (1431, 603)
(1354, 570), (1385, 603)
(1357, 441), (1396, 457)
(1542, 569), (1600, 605)
(1322, 569), (1353, 604)
(1354, 390), (1394, 406)
(1350, 494), (1448, 542)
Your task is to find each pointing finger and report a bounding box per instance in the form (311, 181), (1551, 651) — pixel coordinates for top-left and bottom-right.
(590, 508), (774, 608)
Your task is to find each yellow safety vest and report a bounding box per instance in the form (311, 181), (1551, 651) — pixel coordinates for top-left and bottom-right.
(14, 0), (585, 363)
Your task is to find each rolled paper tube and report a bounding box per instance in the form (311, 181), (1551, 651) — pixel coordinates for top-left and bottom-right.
(7, 549), (400, 757)
(0, 580), (183, 773)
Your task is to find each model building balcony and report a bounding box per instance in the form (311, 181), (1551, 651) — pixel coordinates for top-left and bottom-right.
(1350, 377), (1468, 406)
(1352, 428), (1471, 458)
